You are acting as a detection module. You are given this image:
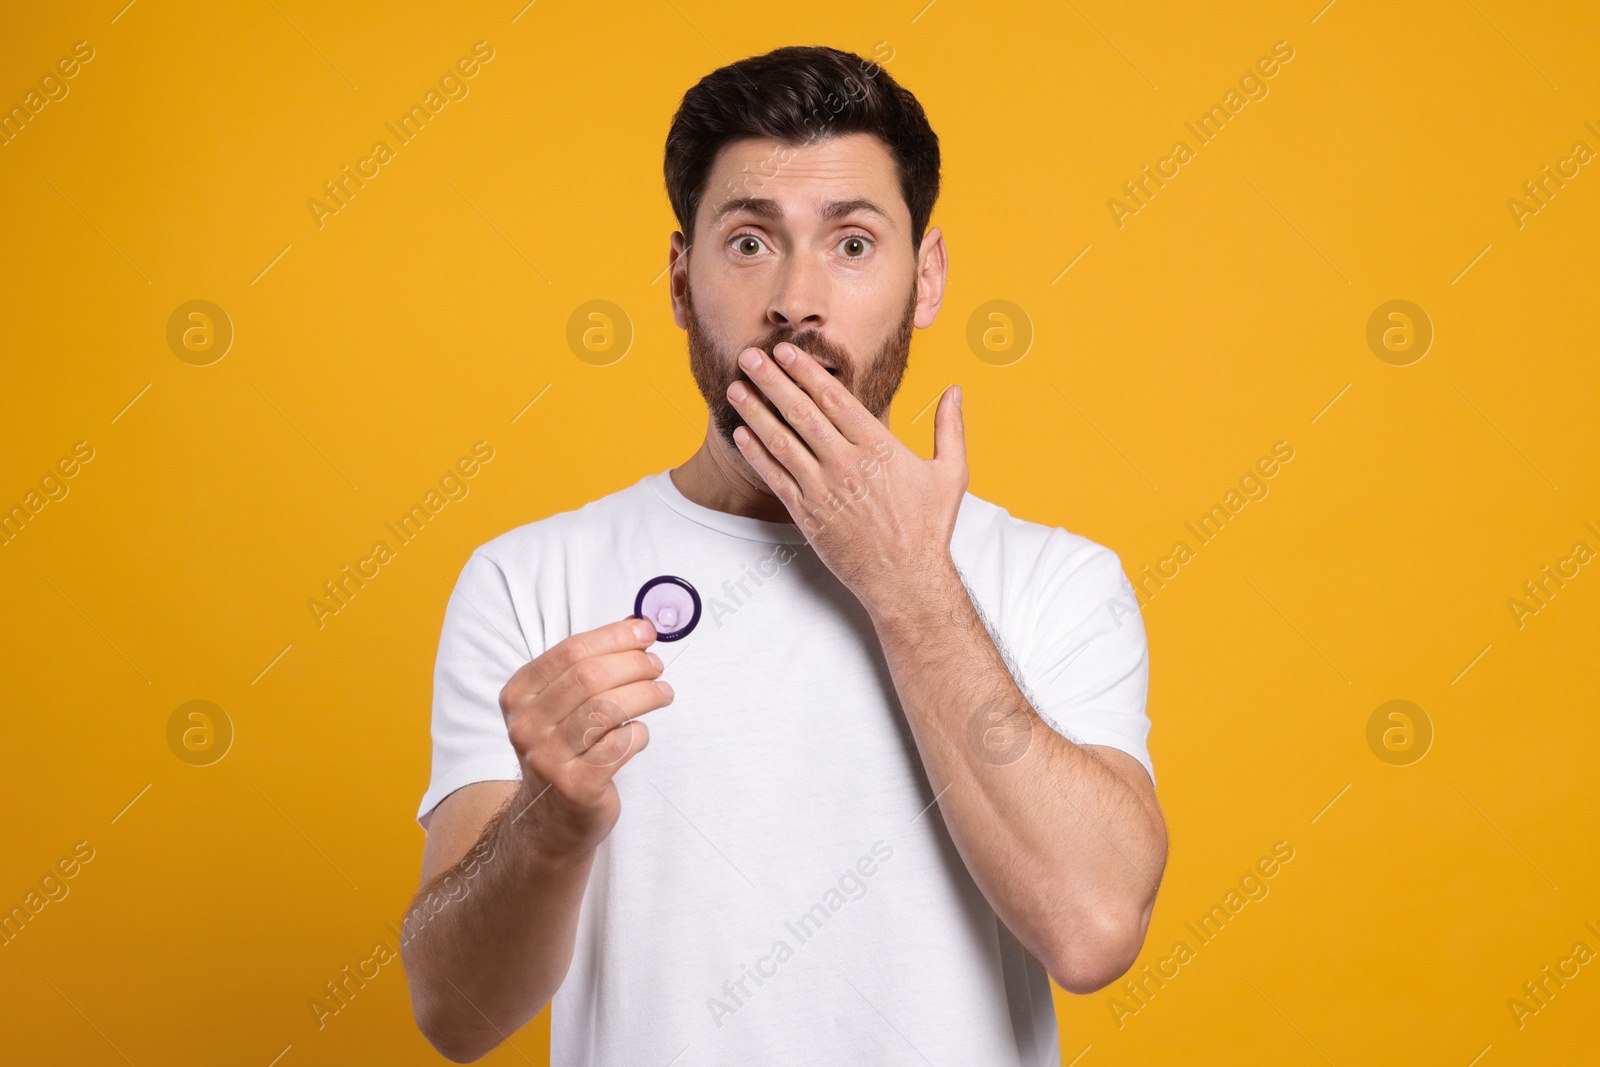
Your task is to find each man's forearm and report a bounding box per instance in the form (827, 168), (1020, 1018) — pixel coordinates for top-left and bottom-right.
(864, 559), (1166, 993)
(401, 786), (595, 1062)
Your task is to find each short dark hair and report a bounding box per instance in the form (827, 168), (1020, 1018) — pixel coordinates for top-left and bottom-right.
(664, 45), (941, 249)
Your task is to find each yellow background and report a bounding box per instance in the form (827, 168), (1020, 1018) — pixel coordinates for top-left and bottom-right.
(2, 0), (1597, 1063)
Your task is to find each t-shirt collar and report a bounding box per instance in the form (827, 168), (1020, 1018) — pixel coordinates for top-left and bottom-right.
(647, 469), (812, 545)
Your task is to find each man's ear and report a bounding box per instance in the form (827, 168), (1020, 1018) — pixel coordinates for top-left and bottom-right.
(668, 231), (691, 329)
(914, 226), (947, 330)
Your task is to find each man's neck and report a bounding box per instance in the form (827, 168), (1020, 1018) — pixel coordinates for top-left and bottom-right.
(670, 431), (795, 525)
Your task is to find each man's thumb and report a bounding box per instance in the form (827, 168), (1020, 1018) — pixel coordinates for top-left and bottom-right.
(933, 384), (966, 474)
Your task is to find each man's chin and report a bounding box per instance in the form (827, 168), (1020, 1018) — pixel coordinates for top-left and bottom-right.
(714, 418), (741, 454)
(713, 413), (765, 469)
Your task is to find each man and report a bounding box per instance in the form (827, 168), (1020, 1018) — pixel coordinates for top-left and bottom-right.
(401, 44), (1167, 1066)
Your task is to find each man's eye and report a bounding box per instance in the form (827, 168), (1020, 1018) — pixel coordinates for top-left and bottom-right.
(840, 235), (872, 258)
(733, 235), (767, 256)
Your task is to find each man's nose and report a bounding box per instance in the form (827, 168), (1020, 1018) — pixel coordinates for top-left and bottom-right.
(766, 254), (827, 330)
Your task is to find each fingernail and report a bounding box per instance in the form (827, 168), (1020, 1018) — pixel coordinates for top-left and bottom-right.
(773, 344), (795, 366)
(739, 349), (763, 371)
(954, 384), (963, 408)
(729, 381), (749, 402)
(657, 680), (674, 699)
(648, 652), (663, 671)
(633, 619), (655, 641)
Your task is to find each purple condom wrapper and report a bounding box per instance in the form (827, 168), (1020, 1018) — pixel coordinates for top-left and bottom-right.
(633, 575), (701, 642)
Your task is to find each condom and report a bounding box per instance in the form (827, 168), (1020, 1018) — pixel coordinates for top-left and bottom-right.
(633, 575), (702, 642)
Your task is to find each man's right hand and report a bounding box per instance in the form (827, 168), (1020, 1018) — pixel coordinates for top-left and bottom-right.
(498, 616), (674, 861)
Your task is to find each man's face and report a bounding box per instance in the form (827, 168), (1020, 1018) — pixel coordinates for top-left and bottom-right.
(672, 132), (936, 451)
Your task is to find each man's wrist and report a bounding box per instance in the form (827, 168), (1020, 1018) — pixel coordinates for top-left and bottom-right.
(500, 780), (601, 872)
(862, 553), (966, 631)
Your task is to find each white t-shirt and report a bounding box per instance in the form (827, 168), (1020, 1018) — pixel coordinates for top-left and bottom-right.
(418, 468), (1155, 1067)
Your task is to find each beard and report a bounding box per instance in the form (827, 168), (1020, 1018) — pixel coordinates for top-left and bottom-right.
(686, 280), (919, 452)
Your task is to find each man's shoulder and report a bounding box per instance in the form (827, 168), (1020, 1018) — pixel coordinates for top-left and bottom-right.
(954, 490), (1121, 576)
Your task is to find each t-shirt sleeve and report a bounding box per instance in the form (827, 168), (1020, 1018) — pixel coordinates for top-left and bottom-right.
(1016, 533), (1155, 789)
(416, 549), (534, 829)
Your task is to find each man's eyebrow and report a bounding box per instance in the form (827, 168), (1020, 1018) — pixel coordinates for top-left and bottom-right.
(819, 197), (893, 225)
(712, 197), (782, 224)
(710, 197), (894, 226)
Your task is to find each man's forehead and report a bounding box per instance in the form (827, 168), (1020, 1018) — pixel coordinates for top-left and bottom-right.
(702, 133), (903, 223)
(712, 131), (889, 166)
